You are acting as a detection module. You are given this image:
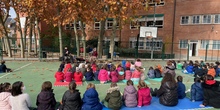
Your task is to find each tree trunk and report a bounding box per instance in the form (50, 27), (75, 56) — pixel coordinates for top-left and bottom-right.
(98, 20), (105, 58)
(74, 20), (80, 57)
(110, 18), (117, 60)
(79, 21), (86, 59)
(58, 21), (63, 57)
(28, 18), (33, 54)
(0, 17), (12, 57)
(23, 17), (29, 50)
(33, 24), (37, 54)
(36, 18), (41, 58)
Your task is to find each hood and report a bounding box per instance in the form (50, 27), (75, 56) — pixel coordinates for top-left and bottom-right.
(84, 88), (98, 98)
(124, 85), (137, 94)
(164, 82), (177, 90)
(107, 86), (120, 93)
(166, 66), (175, 70)
(0, 92), (11, 102)
(202, 80), (219, 89)
(194, 82), (202, 89)
(38, 91), (55, 104)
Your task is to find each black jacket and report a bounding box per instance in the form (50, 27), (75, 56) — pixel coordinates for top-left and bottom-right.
(60, 90), (82, 110)
(36, 90), (56, 110)
(157, 81), (178, 106)
(202, 81), (220, 108)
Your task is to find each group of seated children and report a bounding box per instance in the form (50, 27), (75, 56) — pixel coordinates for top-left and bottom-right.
(55, 59), (154, 84)
(179, 60), (220, 78)
(1, 72), (220, 109)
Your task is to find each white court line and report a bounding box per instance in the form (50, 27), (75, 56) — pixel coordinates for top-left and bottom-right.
(0, 63), (32, 79)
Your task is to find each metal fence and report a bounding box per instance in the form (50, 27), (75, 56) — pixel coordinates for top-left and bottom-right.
(205, 44), (220, 61)
(0, 37), (192, 60)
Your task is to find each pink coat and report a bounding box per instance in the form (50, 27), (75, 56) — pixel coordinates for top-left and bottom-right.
(125, 70), (132, 80)
(0, 92), (11, 110)
(138, 87), (152, 107)
(110, 71), (119, 83)
(98, 69), (109, 81)
(132, 70), (141, 78)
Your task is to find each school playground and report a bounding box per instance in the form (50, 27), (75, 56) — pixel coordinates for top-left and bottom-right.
(0, 60), (219, 110)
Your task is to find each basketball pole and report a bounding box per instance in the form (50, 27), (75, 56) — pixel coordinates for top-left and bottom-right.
(151, 3), (156, 59)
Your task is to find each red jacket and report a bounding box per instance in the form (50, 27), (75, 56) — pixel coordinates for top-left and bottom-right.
(138, 87), (152, 107)
(126, 62), (131, 68)
(73, 72), (83, 82)
(55, 71), (64, 82)
(63, 63), (72, 74)
(64, 72), (73, 82)
(132, 70), (141, 78)
(110, 71), (119, 83)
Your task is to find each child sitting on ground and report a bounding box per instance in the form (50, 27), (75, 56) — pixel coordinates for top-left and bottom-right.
(98, 64), (109, 84)
(94, 65), (100, 81)
(130, 61), (135, 73)
(118, 68), (125, 80)
(0, 60), (12, 73)
(105, 82), (122, 110)
(73, 67), (83, 82)
(147, 67), (155, 78)
(131, 67), (142, 82)
(0, 82), (11, 110)
(125, 67), (132, 80)
(36, 81), (56, 110)
(177, 61), (183, 70)
(59, 61), (65, 72)
(85, 67), (94, 81)
(80, 64), (87, 76)
(123, 80), (137, 108)
(55, 68), (64, 82)
(190, 77), (203, 102)
(154, 64), (162, 78)
(63, 60), (72, 74)
(109, 65), (119, 83)
(207, 64), (216, 77)
(64, 69), (73, 82)
(135, 59), (142, 67)
(177, 76), (186, 99)
(137, 80), (152, 107)
(82, 83), (103, 110)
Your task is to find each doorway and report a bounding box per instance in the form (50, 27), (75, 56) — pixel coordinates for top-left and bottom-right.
(189, 42), (197, 57)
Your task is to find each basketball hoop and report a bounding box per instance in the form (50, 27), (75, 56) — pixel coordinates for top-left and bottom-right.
(146, 36), (153, 40)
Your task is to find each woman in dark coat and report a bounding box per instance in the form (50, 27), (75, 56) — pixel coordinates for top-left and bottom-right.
(36, 81), (56, 110)
(157, 73), (178, 106)
(200, 75), (220, 108)
(82, 83), (102, 110)
(59, 81), (82, 110)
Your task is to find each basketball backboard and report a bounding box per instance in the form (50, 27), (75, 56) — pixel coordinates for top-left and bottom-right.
(140, 27), (157, 38)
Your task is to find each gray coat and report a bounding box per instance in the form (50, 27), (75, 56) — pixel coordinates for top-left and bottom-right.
(123, 85), (137, 107)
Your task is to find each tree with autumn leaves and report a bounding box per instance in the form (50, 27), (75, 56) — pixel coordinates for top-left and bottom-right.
(1, 0), (152, 59)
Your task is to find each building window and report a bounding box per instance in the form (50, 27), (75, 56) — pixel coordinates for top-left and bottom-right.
(146, 20), (163, 28)
(192, 15), (200, 24)
(203, 15), (211, 24)
(130, 21), (146, 29)
(148, 0), (165, 6)
(179, 40), (188, 49)
(106, 19), (113, 29)
(181, 16), (189, 24)
(200, 40), (209, 49)
(65, 22), (80, 30)
(146, 40), (163, 50)
(212, 40), (220, 49)
(94, 21), (100, 30)
(215, 14), (220, 23)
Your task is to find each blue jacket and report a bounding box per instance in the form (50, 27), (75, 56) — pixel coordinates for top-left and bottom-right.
(191, 82), (203, 101)
(186, 65), (194, 73)
(147, 69), (155, 78)
(82, 88), (103, 110)
(177, 82), (186, 99)
(85, 71), (94, 81)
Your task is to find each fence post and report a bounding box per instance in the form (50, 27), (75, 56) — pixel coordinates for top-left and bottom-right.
(162, 43), (165, 60)
(39, 38), (42, 61)
(205, 44), (208, 61)
(187, 43), (189, 61)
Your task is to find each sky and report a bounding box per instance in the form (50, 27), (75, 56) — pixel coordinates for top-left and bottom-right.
(9, 7), (16, 18)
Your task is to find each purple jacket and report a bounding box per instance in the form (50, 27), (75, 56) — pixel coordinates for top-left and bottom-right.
(98, 69), (109, 81)
(123, 85), (137, 107)
(110, 71), (119, 83)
